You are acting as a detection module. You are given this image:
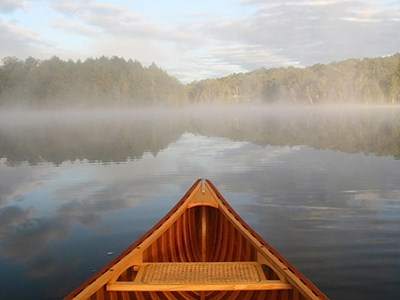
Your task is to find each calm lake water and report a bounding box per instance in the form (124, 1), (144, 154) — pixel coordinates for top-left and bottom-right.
(0, 106), (399, 300)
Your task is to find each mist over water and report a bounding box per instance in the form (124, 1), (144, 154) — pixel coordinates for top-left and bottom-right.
(1, 105), (400, 165)
(0, 105), (400, 300)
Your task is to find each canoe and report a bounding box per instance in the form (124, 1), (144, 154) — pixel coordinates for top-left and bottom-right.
(65, 179), (329, 300)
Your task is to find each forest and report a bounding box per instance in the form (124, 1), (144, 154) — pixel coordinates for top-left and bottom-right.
(0, 54), (399, 107)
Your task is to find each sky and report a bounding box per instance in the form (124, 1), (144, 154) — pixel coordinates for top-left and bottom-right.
(0, 0), (399, 82)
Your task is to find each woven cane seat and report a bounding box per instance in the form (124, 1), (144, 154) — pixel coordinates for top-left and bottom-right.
(140, 262), (262, 284)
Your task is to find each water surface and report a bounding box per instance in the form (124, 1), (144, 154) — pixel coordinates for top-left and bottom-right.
(0, 106), (399, 299)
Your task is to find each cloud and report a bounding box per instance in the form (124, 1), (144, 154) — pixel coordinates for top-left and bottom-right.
(52, 20), (99, 37)
(52, 0), (154, 37)
(50, 1), (284, 80)
(0, 163), (40, 206)
(0, 205), (33, 231)
(0, 0), (27, 13)
(0, 213), (71, 260)
(0, 20), (55, 59)
(207, 44), (300, 72)
(157, 0), (400, 80)
(0, 161), (155, 263)
(1, 0), (399, 81)
(50, 0), (196, 76)
(0, 191), (134, 261)
(230, 0), (400, 65)
(51, 0), (207, 54)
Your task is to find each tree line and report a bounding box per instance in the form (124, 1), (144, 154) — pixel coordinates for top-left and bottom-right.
(188, 54), (400, 105)
(0, 56), (186, 107)
(0, 54), (399, 107)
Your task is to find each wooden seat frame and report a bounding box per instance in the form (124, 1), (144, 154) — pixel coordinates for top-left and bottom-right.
(107, 262), (292, 292)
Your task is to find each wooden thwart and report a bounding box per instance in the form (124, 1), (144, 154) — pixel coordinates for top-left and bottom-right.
(107, 281), (292, 292)
(107, 262), (293, 292)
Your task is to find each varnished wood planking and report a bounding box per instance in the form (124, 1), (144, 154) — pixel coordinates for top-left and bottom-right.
(143, 206), (257, 263)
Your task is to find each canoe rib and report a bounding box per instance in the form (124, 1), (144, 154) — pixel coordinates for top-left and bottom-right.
(64, 179), (329, 300)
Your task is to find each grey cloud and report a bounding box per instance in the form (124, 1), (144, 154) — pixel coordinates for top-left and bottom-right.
(53, 0), (139, 18)
(3, 0), (398, 81)
(202, 0), (398, 77)
(198, 0), (400, 71)
(0, 164), (38, 206)
(162, 2), (347, 78)
(51, 0), (220, 59)
(0, 20), (54, 58)
(57, 194), (134, 227)
(57, 201), (100, 227)
(206, 44), (300, 73)
(0, 173), (143, 262)
(0, 214), (70, 260)
(52, 20), (100, 36)
(27, 253), (56, 278)
(239, 0), (400, 65)
(0, 196), (132, 261)
(52, 0), (151, 37)
(47, 1), (304, 78)
(0, 0), (26, 13)
(0, 205), (33, 232)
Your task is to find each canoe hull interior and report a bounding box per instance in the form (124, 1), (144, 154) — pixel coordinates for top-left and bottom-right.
(143, 205), (257, 263)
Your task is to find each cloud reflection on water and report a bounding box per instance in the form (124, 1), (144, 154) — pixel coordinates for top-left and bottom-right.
(0, 112), (400, 299)
(1, 134), (398, 264)
(0, 133), (298, 266)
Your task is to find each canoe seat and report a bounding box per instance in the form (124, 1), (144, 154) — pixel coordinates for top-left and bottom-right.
(107, 262), (292, 291)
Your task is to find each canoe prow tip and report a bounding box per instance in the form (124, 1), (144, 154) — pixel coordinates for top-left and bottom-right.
(187, 179), (220, 208)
